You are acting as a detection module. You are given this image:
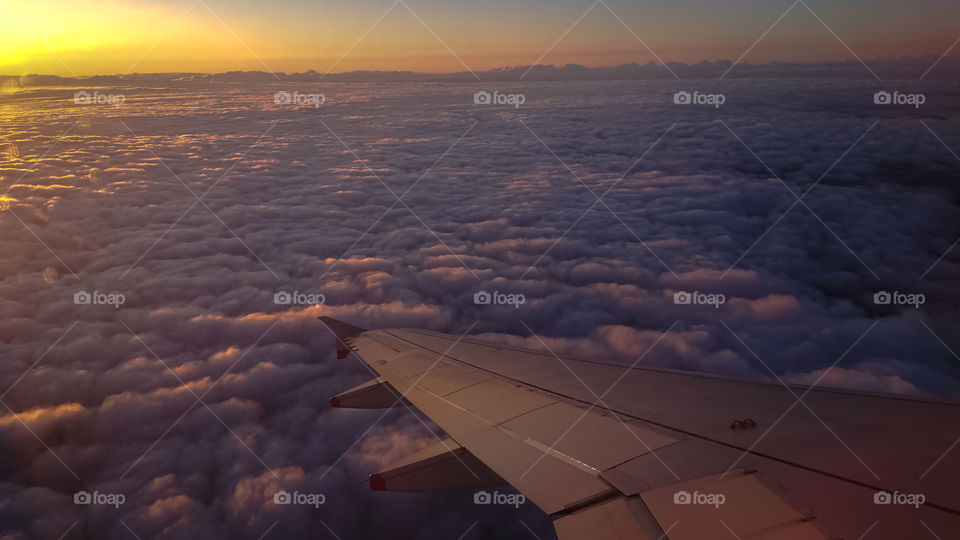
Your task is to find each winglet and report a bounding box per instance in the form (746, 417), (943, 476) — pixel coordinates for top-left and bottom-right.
(319, 317), (367, 359)
(318, 316), (366, 339)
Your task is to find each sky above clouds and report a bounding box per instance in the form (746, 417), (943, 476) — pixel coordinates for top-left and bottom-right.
(2, 0), (960, 75)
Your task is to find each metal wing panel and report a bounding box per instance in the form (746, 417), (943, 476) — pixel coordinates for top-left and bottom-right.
(414, 363), (489, 396)
(380, 328), (960, 513)
(361, 334), (689, 513)
(443, 379), (557, 425)
(553, 497), (667, 540)
(339, 334), (403, 363)
(639, 470), (823, 540)
(601, 438), (743, 496)
(380, 350), (439, 379)
(601, 428), (960, 539)
(327, 321), (960, 538)
(395, 382), (615, 513)
(501, 402), (680, 472)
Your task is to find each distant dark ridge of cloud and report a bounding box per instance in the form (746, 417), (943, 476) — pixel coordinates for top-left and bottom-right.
(3, 55), (959, 87)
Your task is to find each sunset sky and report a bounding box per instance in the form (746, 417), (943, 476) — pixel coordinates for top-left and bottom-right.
(2, 0), (959, 76)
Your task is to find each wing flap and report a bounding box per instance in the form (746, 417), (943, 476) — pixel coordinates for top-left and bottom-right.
(553, 496), (666, 540)
(397, 381), (617, 513)
(639, 470), (825, 540)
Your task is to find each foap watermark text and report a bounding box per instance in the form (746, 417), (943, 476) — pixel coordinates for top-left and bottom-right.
(674, 90), (725, 108)
(674, 290), (725, 308)
(474, 290), (525, 308)
(274, 91), (325, 108)
(474, 90), (525, 108)
(674, 490), (725, 508)
(874, 290), (924, 309)
(874, 90), (925, 108)
(74, 91), (125, 107)
(74, 490), (125, 508)
(274, 490), (326, 508)
(474, 490), (525, 508)
(874, 490), (925, 508)
(274, 291), (326, 305)
(74, 290), (125, 308)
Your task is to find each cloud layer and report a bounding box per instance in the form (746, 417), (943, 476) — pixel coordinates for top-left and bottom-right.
(0, 78), (957, 538)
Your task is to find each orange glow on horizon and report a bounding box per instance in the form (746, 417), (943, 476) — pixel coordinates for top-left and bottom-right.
(1, 0), (956, 77)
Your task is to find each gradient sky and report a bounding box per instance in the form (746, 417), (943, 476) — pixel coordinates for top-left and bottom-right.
(1, 0), (959, 76)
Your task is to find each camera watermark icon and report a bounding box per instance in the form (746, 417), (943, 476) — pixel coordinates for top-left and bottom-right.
(473, 90), (526, 108)
(74, 91), (125, 108)
(873, 291), (924, 309)
(74, 290), (125, 308)
(673, 290), (725, 309)
(673, 90), (725, 108)
(274, 291), (326, 305)
(273, 490), (326, 508)
(673, 490), (725, 508)
(873, 490), (925, 508)
(74, 490), (126, 508)
(473, 490), (526, 508)
(273, 91), (325, 108)
(873, 90), (925, 108)
(474, 290), (525, 309)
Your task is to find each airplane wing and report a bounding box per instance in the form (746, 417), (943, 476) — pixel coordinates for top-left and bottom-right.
(322, 317), (960, 540)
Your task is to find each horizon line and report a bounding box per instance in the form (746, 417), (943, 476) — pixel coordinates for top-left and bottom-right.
(2, 53), (956, 81)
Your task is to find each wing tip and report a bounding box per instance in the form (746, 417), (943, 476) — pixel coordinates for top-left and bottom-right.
(318, 316), (367, 339)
